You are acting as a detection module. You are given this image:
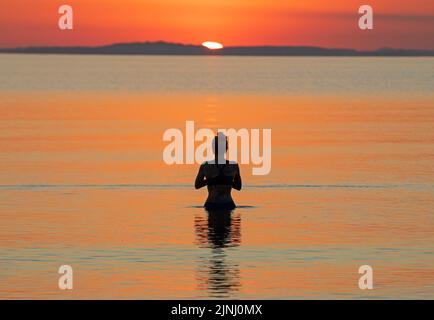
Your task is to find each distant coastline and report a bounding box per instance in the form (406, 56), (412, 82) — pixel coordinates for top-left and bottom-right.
(1, 41), (433, 56)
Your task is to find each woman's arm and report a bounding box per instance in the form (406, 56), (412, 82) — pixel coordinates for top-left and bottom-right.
(195, 165), (207, 189)
(232, 164), (242, 191)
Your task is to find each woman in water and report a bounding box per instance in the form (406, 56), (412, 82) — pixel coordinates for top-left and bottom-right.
(195, 134), (242, 210)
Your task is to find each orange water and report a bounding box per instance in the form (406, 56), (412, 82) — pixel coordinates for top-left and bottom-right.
(0, 55), (433, 299)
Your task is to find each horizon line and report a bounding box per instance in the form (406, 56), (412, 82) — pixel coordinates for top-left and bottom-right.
(0, 40), (433, 53)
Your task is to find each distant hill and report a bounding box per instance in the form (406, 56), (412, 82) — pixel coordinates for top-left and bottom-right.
(1, 41), (433, 56)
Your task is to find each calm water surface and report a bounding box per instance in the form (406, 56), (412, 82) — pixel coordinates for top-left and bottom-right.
(0, 55), (433, 298)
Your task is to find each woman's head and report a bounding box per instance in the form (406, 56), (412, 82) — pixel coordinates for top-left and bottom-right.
(212, 132), (228, 161)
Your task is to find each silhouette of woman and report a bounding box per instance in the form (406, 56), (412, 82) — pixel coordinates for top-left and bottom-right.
(195, 133), (242, 210)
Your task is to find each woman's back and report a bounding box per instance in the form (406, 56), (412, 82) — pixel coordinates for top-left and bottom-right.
(195, 160), (242, 210)
(194, 134), (242, 210)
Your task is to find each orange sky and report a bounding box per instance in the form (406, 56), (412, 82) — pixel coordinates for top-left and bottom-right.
(0, 0), (433, 50)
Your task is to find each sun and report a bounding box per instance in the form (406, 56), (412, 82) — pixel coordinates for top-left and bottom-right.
(202, 41), (224, 50)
